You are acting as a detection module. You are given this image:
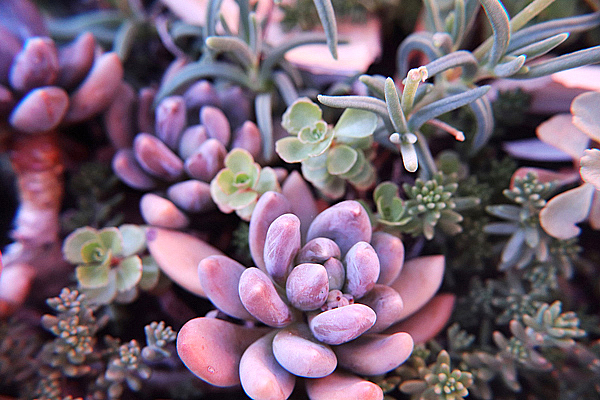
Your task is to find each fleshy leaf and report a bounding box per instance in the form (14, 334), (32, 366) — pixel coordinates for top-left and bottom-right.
(333, 108), (378, 139)
(281, 97), (323, 135)
(81, 240), (107, 264)
(63, 227), (99, 264)
(536, 114), (590, 160)
(540, 183), (595, 240)
(225, 148), (256, 174)
(276, 137), (316, 163)
(139, 256), (160, 291)
(581, 149), (600, 190)
(571, 91), (600, 142)
(119, 224), (146, 257)
(327, 145), (358, 175)
(116, 255), (143, 292)
(254, 167), (280, 195)
(98, 227), (124, 255)
(76, 264), (110, 289)
(82, 270), (118, 305)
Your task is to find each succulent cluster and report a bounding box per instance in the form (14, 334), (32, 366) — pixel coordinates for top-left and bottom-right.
(177, 194), (450, 399)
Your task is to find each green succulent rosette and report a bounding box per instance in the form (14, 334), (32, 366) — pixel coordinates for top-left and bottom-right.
(210, 148), (280, 221)
(62, 225), (158, 304)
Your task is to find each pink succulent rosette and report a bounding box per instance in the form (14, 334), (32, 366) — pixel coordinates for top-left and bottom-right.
(176, 192), (453, 399)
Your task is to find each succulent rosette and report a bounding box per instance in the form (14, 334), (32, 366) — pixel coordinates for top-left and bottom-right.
(177, 193), (453, 400)
(111, 80), (266, 228)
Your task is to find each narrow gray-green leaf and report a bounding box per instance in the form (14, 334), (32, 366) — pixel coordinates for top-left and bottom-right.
(407, 85), (490, 132)
(466, 95), (494, 154)
(423, 50), (478, 80)
(154, 61), (251, 105)
(493, 55), (527, 77)
(205, 36), (257, 69)
(359, 75), (386, 100)
(249, 12), (262, 56)
(451, 0), (466, 49)
(423, 0), (444, 32)
(113, 20), (138, 62)
(514, 45), (600, 79)
(311, 0), (338, 59)
(507, 33), (569, 61)
(169, 21), (203, 43)
(486, 205), (522, 221)
(235, 0), (251, 42)
(273, 71), (299, 107)
(478, 0), (510, 67)
(507, 12), (600, 54)
(396, 32), (445, 78)
(256, 93), (274, 161)
(205, 0), (225, 38)
(384, 78), (408, 133)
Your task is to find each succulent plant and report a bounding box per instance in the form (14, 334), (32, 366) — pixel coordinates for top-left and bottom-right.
(210, 148), (280, 220)
(62, 225), (159, 305)
(177, 194), (451, 399)
(277, 97), (378, 198)
(111, 80), (271, 228)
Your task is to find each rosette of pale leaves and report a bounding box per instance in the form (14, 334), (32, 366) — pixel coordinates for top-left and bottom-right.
(396, 0), (600, 154)
(210, 148), (280, 220)
(62, 225), (159, 305)
(111, 82), (266, 229)
(277, 97), (378, 198)
(485, 172), (556, 270)
(374, 173), (480, 239)
(177, 194), (452, 400)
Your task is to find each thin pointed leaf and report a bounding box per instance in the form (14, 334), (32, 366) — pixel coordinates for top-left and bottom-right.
(384, 78), (408, 133)
(311, 0), (338, 59)
(451, 0), (466, 47)
(407, 86), (490, 132)
(486, 205), (522, 221)
(273, 71), (299, 107)
(396, 32), (445, 78)
(493, 55), (527, 77)
(422, 50), (478, 80)
(256, 92), (274, 161)
(113, 20), (138, 62)
(249, 13), (262, 58)
(235, 0), (251, 42)
(423, 0), (444, 32)
(514, 46), (600, 79)
(47, 10), (124, 40)
(154, 62), (251, 104)
(478, 0), (510, 67)
(468, 95), (494, 154)
(205, 36), (257, 68)
(205, 0), (225, 37)
(508, 33), (569, 62)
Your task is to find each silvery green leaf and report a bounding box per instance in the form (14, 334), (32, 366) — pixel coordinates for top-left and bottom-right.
(407, 85), (490, 133)
(333, 108), (378, 139)
(282, 97), (322, 134)
(119, 225), (146, 257)
(169, 21), (203, 43)
(514, 45), (600, 79)
(506, 12), (600, 55)
(99, 227), (124, 255)
(453, 197), (481, 210)
(423, 0), (443, 32)
(249, 12), (261, 55)
(451, 0), (466, 47)
(413, 83), (434, 106)
(255, 92), (274, 160)
(311, 0), (338, 59)
(507, 33), (569, 61)
(77, 264), (110, 289)
(524, 226), (540, 248)
(501, 229), (526, 265)
(423, 50), (478, 79)
(154, 61), (251, 104)
(358, 75), (386, 99)
(317, 94), (389, 121)
(484, 222), (519, 234)
(273, 71), (298, 107)
(479, 0), (510, 67)
(116, 255), (143, 292)
(493, 55), (527, 77)
(327, 145), (358, 175)
(509, 0), (558, 33)
(396, 32), (445, 78)
(205, 36), (257, 68)
(63, 227), (100, 264)
(47, 10), (124, 41)
(384, 77), (408, 134)
(237, 0), (251, 42)
(468, 95), (494, 154)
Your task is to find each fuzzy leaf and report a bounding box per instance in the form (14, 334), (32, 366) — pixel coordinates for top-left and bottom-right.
(480, 0), (511, 67)
(327, 145), (358, 175)
(333, 108), (378, 139)
(282, 98), (323, 135)
(540, 183), (595, 239)
(116, 255), (143, 292)
(77, 264), (110, 289)
(311, 0), (338, 59)
(581, 149), (600, 190)
(63, 227), (100, 264)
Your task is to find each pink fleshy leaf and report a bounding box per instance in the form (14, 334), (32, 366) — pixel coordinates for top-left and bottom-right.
(580, 149), (600, 190)
(536, 114), (589, 160)
(540, 183), (595, 240)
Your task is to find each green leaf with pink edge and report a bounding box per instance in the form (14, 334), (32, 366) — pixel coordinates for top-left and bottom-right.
(119, 224), (146, 257)
(281, 97), (323, 135)
(580, 149), (600, 190)
(225, 148), (255, 174)
(540, 183), (596, 240)
(62, 227), (99, 264)
(327, 145), (358, 175)
(333, 108), (378, 139)
(83, 270), (118, 305)
(253, 167), (280, 194)
(227, 190), (258, 209)
(80, 240), (107, 264)
(216, 169), (237, 195)
(139, 256), (160, 291)
(571, 91), (600, 142)
(76, 264), (110, 289)
(298, 121), (328, 144)
(98, 227), (124, 255)
(116, 255), (143, 292)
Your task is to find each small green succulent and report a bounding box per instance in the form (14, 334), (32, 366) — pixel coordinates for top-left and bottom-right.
(374, 173), (479, 240)
(62, 225), (159, 305)
(210, 148), (280, 221)
(523, 301), (586, 348)
(277, 97), (379, 198)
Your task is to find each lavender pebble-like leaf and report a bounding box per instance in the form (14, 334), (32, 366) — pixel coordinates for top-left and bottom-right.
(134, 133), (184, 181)
(155, 95), (187, 149)
(239, 268), (292, 328)
(309, 303), (376, 345)
(296, 237), (341, 264)
(264, 214), (301, 286)
(201, 105), (231, 146)
(359, 284), (404, 333)
(344, 241), (379, 299)
(178, 125), (208, 160)
(286, 263), (329, 311)
(184, 138), (227, 181)
(323, 257), (345, 291)
(371, 231), (405, 285)
(10, 37), (59, 92)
